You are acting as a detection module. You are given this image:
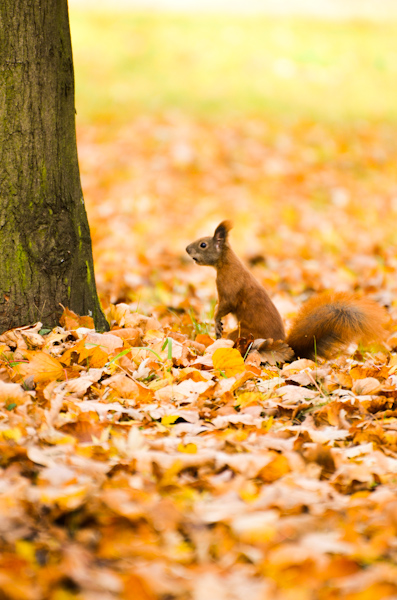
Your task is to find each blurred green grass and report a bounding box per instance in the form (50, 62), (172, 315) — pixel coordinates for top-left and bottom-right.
(69, 9), (397, 124)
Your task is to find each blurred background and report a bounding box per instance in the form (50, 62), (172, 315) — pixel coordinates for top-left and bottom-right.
(68, 0), (397, 331)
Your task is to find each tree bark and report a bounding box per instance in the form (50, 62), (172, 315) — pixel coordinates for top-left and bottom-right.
(0, 0), (109, 332)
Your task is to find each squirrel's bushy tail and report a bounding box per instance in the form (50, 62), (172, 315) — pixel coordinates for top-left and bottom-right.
(286, 292), (387, 360)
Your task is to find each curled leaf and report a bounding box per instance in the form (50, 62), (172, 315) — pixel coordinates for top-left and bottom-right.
(252, 338), (294, 365)
(352, 377), (383, 395)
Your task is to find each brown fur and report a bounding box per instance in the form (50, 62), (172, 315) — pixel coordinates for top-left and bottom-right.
(287, 292), (387, 360)
(186, 222), (387, 360)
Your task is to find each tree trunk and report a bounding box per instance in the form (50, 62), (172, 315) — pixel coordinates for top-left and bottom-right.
(0, 0), (109, 332)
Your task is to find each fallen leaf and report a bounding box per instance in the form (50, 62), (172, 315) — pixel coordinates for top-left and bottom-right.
(21, 351), (65, 383)
(352, 377), (383, 395)
(212, 347), (245, 377)
(60, 307), (95, 330)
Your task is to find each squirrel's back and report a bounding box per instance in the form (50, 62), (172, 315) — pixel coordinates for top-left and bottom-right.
(287, 292), (387, 360)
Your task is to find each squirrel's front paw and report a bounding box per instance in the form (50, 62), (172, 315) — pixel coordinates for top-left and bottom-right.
(215, 320), (223, 339)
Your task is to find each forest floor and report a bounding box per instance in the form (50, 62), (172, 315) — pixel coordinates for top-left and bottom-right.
(1, 11), (397, 600)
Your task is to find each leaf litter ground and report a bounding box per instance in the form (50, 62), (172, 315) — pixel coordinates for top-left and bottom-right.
(2, 240), (397, 600)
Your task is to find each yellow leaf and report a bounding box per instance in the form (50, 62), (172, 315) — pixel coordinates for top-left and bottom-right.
(177, 442), (197, 454)
(235, 391), (263, 408)
(15, 540), (36, 564)
(143, 329), (164, 343)
(212, 347), (245, 377)
(39, 485), (89, 510)
(49, 434), (76, 446)
(1, 427), (23, 442)
(161, 459), (184, 486)
(239, 481), (260, 503)
(263, 416), (274, 431)
(161, 415), (179, 427)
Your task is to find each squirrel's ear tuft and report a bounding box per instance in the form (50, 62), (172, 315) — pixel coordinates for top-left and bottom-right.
(213, 220), (233, 243)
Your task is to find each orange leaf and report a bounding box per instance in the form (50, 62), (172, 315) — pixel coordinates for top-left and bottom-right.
(110, 327), (142, 346)
(212, 347), (245, 377)
(59, 307), (95, 330)
(123, 573), (156, 600)
(78, 315), (96, 329)
(258, 453), (290, 483)
(60, 338), (87, 366)
(60, 338), (109, 368)
(83, 345), (109, 368)
(22, 351), (65, 383)
(195, 333), (215, 348)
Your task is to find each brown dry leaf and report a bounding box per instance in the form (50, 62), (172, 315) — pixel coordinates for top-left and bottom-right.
(275, 385), (318, 403)
(103, 373), (143, 399)
(212, 347), (246, 377)
(252, 338), (294, 365)
(352, 377), (383, 395)
(286, 367), (329, 386)
(205, 339), (235, 354)
(244, 349), (262, 368)
(109, 327), (142, 346)
(283, 358), (317, 374)
(0, 381), (27, 406)
(349, 365), (387, 380)
(21, 331), (46, 350)
(60, 418), (105, 443)
(85, 332), (124, 354)
(233, 335), (254, 358)
(60, 306), (95, 330)
(61, 369), (104, 397)
(109, 308), (162, 333)
(0, 322), (42, 351)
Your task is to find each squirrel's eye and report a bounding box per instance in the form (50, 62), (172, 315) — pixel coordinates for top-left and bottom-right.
(200, 242), (207, 249)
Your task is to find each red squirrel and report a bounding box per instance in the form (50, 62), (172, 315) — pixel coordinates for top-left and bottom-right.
(186, 221), (387, 360)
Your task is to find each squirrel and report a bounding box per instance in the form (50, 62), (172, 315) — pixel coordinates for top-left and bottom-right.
(186, 220), (387, 360)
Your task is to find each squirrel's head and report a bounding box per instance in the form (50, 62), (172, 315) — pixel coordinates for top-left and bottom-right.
(186, 220), (233, 266)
